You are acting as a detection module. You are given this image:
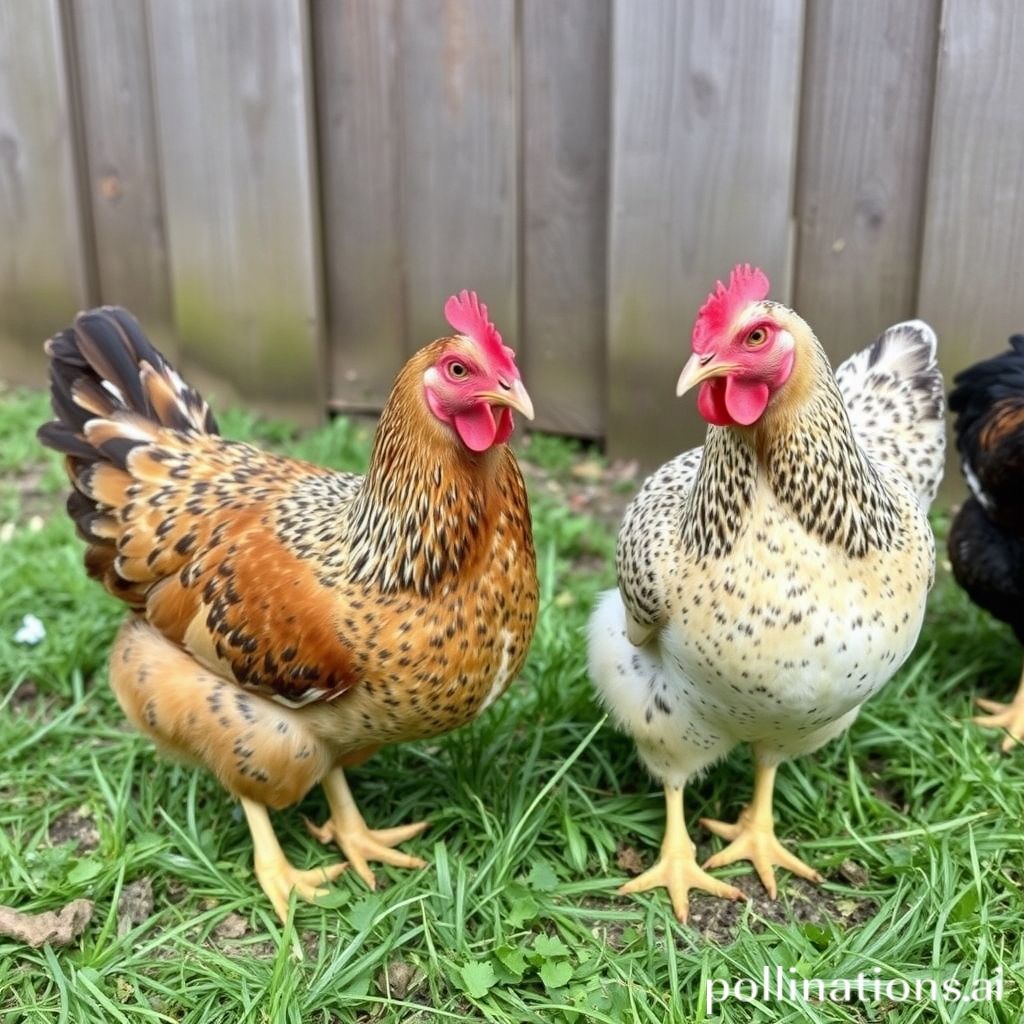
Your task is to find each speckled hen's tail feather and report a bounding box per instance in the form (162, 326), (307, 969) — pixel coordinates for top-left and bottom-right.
(37, 306), (216, 599)
(835, 319), (946, 510)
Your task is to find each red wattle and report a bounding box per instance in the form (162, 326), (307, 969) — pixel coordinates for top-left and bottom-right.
(697, 380), (732, 426)
(493, 407), (514, 445)
(724, 376), (771, 425)
(453, 402), (498, 452)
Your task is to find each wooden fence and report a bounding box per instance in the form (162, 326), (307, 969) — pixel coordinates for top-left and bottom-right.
(1, 0), (1022, 465)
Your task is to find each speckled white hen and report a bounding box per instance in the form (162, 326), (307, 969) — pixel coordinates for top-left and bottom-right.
(588, 265), (945, 922)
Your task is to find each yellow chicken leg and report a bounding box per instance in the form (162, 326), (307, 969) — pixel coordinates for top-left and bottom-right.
(700, 758), (823, 899)
(619, 785), (745, 923)
(305, 768), (429, 889)
(973, 662), (1024, 753)
(241, 798), (347, 923)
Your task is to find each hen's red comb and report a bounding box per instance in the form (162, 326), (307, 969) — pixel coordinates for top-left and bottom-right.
(692, 264), (770, 353)
(444, 290), (511, 363)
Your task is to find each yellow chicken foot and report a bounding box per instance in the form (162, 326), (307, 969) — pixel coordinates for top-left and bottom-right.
(304, 768), (429, 889)
(619, 784), (745, 923)
(241, 798), (346, 923)
(700, 758), (823, 899)
(973, 663), (1024, 753)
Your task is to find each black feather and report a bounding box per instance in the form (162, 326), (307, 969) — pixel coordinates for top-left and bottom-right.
(73, 311), (153, 416)
(949, 335), (1024, 429)
(948, 499), (1024, 645)
(948, 335), (1024, 528)
(38, 306), (217, 574)
(36, 422), (95, 461)
(96, 435), (147, 470)
(947, 337), (1024, 687)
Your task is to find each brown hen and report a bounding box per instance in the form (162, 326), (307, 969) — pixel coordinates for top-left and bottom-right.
(38, 294), (538, 920)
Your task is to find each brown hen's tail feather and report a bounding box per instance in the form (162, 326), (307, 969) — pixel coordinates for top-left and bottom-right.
(38, 307), (217, 600)
(40, 306), (216, 449)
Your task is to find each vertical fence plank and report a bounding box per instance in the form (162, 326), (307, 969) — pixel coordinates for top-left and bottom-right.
(919, 0), (1024, 372)
(0, 0), (91, 384)
(147, 0), (324, 420)
(918, 0), (1024, 495)
(315, 0), (405, 413)
(397, 0), (517, 355)
(71, 0), (172, 344)
(521, 0), (610, 437)
(606, 0), (805, 463)
(794, 0), (939, 361)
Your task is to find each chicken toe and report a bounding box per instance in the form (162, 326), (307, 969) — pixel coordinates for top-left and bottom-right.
(306, 768), (429, 889)
(973, 665), (1024, 752)
(700, 760), (822, 899)
(618, 785), (744, 923)
(701, 814), (822, 900)
(241, 798), (346, 922)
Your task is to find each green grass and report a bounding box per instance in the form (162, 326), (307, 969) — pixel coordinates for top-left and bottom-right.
(1, 386), (1022, 1023)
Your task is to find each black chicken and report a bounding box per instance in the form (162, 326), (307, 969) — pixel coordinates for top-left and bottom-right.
(947, 335), (1024, 750)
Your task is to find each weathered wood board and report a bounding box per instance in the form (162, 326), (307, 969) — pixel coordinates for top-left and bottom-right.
(0, 0), (92, 385)
(396, 0), (518, 358)
(521, 0), (611, 437)
(795, 0), (939, 361)
(147, 0), (324, 420)
(606, 0), (805, 464)
(918, 0), (1024, 495)
(71, 0), (173, 349)
(315, 0), (405, 413)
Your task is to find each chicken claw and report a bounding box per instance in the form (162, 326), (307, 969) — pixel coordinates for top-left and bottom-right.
(618, 785), (744, 923)
(700, 759), (822, 900)
(241, 797), (346, 922)
(620, 850), (745, 924)
(256, 861), (348, 923)
(973, 689), (1024, 753)
(305, 768), (429, 889)
(701, 810), (822, 900)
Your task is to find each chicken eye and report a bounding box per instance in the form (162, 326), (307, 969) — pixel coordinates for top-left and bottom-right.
(746, 327), (768, 347)
(448, 362), (468, 379)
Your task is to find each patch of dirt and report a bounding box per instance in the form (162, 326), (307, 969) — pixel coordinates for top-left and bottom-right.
(376, 959), (427, 1001)
(9, 679), (66, 725)
(684, 870), (877, 945)
(580, 854), (878, 948)
(9, 679), (39, 710)
(862, 755), (907, 812)
(247, 938), (280, 958)
(164, 878), (189, 904)
(615, 842), (647, 875)
(48, 808), (100, 853)
(117, 878), (154, 935)
(213, 912), (248, 940)
(838, 858), (870, 888)
(574, 897), (631, 950)
(0, 898), (94, 948)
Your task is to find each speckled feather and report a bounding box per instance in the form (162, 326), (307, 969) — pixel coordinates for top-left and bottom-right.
(39, 307), (538, 805)
(592, 316), (945, 786)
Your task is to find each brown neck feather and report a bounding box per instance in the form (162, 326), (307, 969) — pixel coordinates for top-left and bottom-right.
(347, 344), (510, 595)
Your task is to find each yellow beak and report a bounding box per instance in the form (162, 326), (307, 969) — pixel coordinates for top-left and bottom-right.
(477, 379), (535, 421)
(675, 353), (739, 397)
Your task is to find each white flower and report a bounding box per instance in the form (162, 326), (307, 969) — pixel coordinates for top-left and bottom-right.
(14, 614), (46, 645)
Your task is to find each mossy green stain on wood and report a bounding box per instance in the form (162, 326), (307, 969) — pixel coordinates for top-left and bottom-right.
(174, 282), (321, 406)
